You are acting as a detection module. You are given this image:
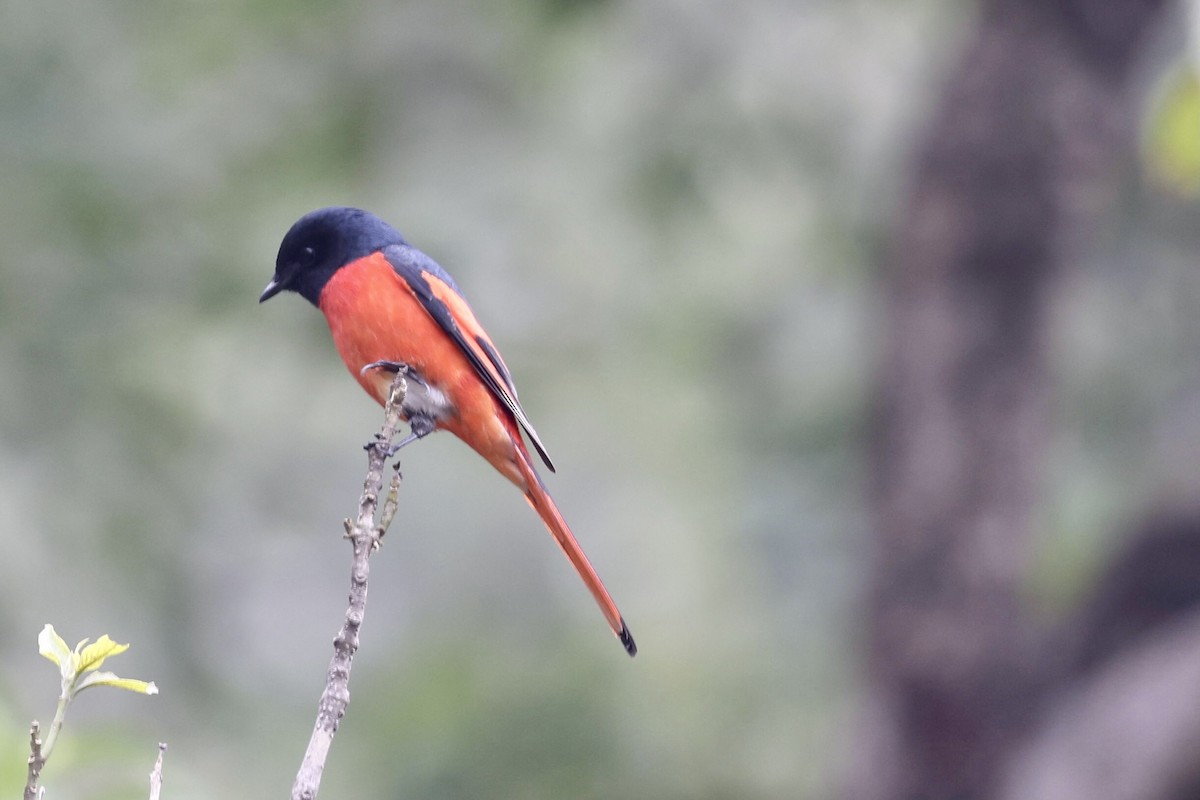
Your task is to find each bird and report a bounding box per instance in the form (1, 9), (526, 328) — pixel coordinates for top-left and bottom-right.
(260, 206), (636, 657)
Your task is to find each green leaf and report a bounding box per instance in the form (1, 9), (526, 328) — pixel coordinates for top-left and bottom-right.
(1145, 65), (1200, 196)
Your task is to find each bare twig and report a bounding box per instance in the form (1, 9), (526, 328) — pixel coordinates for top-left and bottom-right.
(148, 743), (166, 800)
(290, 373), (408, 800)
(24, 721), (44, 800)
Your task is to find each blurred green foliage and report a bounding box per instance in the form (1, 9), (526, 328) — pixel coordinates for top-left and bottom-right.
(1145, 65), (1200, 196)
(0, 0), (1197, 797)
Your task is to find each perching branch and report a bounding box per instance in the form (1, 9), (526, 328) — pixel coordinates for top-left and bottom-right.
(290, 372), (408, 800)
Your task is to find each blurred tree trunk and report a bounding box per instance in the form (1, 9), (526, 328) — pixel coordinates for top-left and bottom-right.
(850, 1), (1172, 800)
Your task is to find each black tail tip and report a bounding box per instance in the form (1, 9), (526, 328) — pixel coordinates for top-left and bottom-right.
(618, 621), (637, 657)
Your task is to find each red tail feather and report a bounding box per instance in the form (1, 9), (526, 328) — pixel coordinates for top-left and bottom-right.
(514, 452), (636, 657)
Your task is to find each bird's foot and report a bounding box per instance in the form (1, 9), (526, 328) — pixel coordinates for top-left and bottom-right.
(364, 413), (437, 458)
(386, 414), (437, 456)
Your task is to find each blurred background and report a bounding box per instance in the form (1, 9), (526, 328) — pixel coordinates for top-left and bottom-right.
(1, 0), (1198, 798)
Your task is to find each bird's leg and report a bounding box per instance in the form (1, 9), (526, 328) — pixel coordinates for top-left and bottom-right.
(361, 360), (421, 456)
(384, 413), (437, 457)
(359, 361), (438, 457)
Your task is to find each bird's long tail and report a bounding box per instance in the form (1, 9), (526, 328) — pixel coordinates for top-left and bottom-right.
(514, 450), (637, 657)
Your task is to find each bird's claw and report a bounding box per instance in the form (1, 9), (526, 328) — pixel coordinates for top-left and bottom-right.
(364, 433), (398, 458)
(360, 359), (413, 378)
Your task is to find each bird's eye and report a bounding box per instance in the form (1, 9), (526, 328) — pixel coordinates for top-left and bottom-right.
(298, 246), (317, 268)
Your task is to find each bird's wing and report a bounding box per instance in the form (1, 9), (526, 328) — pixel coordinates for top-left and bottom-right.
(384, 245), (556, 472)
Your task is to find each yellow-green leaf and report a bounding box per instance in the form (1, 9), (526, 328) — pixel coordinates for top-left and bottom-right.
(75, 635), (130, 674)
(75, 671), (158, 695)
(1145, 66), (1200, 196)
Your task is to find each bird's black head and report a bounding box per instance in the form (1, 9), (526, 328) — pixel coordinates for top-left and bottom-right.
(260, 206), (408, 307)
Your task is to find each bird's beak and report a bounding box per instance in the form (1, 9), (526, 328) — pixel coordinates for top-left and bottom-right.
(259, 275), (286, 303)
